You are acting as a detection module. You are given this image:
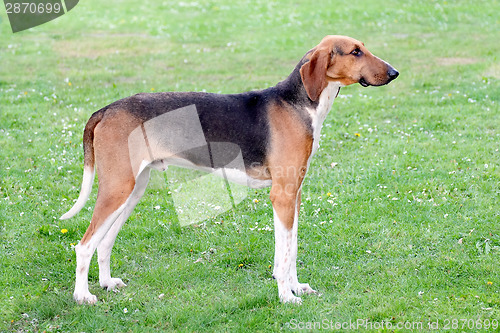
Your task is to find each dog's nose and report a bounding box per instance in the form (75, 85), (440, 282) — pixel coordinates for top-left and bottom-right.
(388, 67), (399, 81)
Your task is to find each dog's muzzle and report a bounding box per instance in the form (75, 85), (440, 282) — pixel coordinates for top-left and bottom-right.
(359, 65), (399, 87)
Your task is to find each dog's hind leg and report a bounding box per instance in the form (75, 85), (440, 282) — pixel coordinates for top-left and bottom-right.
(73, 165), (138, 304)
(97, 168), (151, 291)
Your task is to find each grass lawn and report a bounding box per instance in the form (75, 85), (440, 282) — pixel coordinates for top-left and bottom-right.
(1, 0), (499, 331)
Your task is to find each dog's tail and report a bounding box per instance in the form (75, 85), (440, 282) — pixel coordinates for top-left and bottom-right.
(60, 109), (105, 220)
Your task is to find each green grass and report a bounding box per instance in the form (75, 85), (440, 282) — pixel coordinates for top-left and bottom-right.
(1, 0), (499, 331)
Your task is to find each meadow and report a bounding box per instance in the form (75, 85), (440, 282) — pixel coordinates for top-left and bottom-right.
(0, 0), (499, 331)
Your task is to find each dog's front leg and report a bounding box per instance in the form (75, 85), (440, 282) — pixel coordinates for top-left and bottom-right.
(287, 191), (317, 297)
(272, 207), (299, 303)
(283, 191), (316, 298)
(271, 183), (306, 304)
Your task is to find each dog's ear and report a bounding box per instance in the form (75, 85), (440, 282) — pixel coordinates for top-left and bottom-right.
(300, 47), (330, 101)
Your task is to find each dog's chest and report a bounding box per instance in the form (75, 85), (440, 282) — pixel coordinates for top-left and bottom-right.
(306, 82), (341, 158)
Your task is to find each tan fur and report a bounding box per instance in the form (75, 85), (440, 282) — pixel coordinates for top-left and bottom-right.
(81, 110), (141, 244)
(267, 102), (312, 230)
(299, 46), (330, 101)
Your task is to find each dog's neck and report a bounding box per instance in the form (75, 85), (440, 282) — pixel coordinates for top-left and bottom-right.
(273, 58), (343, 155)
(316, 81), (342, 120)
(274, 57), (317, 108)
(308, 81), (343, 156)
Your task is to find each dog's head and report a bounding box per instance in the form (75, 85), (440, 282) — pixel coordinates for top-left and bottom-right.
(300, 35), (399, 101)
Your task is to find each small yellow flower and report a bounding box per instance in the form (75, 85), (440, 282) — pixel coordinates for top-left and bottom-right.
(238, 264), (244, 268)
(68, 82), (72, 86)
(151, 87), (155, 91)
(24, 91), (28, 95)
(355, 133), (361, 137)
(327, 192), (332, 197)
(253, 199), (259, 203)
(61, 229), (68, 234)
(268, 265), (272, 269)
(487, 281), (493, 286)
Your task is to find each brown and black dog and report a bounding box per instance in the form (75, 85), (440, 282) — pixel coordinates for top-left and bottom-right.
(61, 35), (398, 304)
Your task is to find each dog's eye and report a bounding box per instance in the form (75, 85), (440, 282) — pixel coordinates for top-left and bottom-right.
(350, 48), (362, 56)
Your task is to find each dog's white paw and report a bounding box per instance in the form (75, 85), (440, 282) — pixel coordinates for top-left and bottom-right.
(280, 291), (302, 305)
(74, 291), (97, 305)
(292, 283), (317, 296)
(100, 277), (127, 291)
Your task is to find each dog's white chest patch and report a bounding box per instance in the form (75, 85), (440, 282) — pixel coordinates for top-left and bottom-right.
(306, 82), (342, 157)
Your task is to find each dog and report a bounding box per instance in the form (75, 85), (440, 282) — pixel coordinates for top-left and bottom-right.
(61, 35), (398, 304)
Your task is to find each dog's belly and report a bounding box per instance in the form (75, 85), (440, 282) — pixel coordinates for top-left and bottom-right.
(215, 167), (272, 189)
(149, 158), (272, 189)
